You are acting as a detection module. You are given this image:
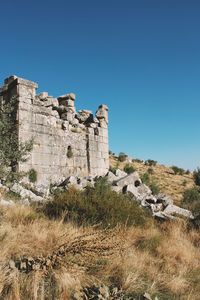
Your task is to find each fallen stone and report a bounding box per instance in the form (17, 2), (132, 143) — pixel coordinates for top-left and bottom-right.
(19, 198), (30, 206)
(0, 199), (15, 206)
(123, 183), (139, 198)
(115, 169), (128, 178)
(111, 186), (122, 193)
(105, 171), (117, 183)
(114, 171), (142, 187)
(0, 184), (9, 192)
(156, 193), (173, 207)
(153, 211), (175, 220)
(59, 176), (77, 187)
(137, 184), (152, 199)
(163, 204), (194, 219)
(143, 292), (153, 300)
(150, 203), (163, 213)
(10, 183), (43, 202)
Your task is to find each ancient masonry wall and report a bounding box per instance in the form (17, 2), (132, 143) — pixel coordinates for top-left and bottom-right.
(0, 76), (109, 186)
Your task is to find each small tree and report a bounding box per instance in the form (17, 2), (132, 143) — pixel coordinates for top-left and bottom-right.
(145, 159), (157, 166)
(118, 152), (127, 162)
(171, 165), (185, 175)
(193, 168), (200, 186)
(182, 187), (200, 215)
(124, 164), (135, 174)
(0, 97), (33, 182)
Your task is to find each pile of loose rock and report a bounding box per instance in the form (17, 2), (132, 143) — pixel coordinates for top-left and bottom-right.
(72, 285), (158, 300)
(105, 170), (194, 220)
(0, 169), (194, 220)
(51, 169), (194, 220)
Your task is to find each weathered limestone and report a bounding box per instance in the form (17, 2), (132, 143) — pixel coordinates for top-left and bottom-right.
(106, 169), (194, 220)
(163, 204), (193, 219)
(113, 172), (142, 187)
(0, 76), (109, 187)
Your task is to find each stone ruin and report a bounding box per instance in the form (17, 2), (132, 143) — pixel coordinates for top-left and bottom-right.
(0, 76), (194, 221)
(0, 76), (109, 187)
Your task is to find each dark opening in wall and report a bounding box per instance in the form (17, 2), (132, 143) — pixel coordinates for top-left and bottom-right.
(134, 180), (141, 187)
(67, 146), (73, 158)
(94, 127), (99, 135)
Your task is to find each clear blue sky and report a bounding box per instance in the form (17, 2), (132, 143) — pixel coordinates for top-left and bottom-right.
(0, 0), (200, 170)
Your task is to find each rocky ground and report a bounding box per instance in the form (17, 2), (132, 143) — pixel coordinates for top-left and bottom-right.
(0, 165), (194, 221)
(109, 155), (194, 205)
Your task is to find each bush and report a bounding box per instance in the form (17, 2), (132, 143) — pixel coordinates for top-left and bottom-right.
(182, 187), (200, 214)
(123, 164), (135, 174)
(171, 166), (185, 175)
(28, 168), (37, 183)
(0, 96), (33, 182)
(141, 172), (160, 195)
(193, 168), (200, 186)
(42, 178), (150, 228)
(141, 172), (150, 185)
(132, 158), (143, 163)
(145, 159), (157, 166)
(149, 182), (160, 195)
(118, 152), (127, 162)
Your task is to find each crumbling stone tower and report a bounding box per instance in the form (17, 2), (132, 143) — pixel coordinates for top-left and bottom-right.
(0, 76), (109, 186)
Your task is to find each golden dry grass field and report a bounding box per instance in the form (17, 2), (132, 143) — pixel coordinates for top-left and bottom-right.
(0, 205), (199, 299)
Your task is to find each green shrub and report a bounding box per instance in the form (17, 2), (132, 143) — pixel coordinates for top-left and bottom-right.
(171, 165), (185, 175)
(185, 169), (190, 175)
(141, 172), (150, 185)
(193, 168), (200, 186)
(182, 187), (200, 214)
(0, 96), (33, 183)
(149, 182), (160, 195)
(132, 158), (143, 163)
(118, 152), (127, 162)
(28, 168), (37, 183)
(141, 172), (160, 195)
(42, 178), (150, 228)
(5, 190), (21, 201)
(123, 164), (135, 174)
(192, 214), (200, 229)
(145, 159), (157, 166)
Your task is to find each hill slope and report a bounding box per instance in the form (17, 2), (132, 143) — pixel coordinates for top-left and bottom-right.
(110, 156), (194, 205)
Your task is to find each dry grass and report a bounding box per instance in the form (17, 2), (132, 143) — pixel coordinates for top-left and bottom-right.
(110, 156), (194, 205)
(104, 220), (200, 299)
(0, 204), (199, 299)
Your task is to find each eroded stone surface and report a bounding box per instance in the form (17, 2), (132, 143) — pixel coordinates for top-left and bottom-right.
(0, 76), (109, 187)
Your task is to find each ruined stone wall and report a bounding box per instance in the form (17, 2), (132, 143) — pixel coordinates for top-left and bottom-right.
(0, 76), (109, 186)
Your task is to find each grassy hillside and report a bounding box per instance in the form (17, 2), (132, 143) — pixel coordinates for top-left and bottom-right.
(0, 158), (199, 299)
(0, 203), (199, 299)
(110, 155), (194, 205)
